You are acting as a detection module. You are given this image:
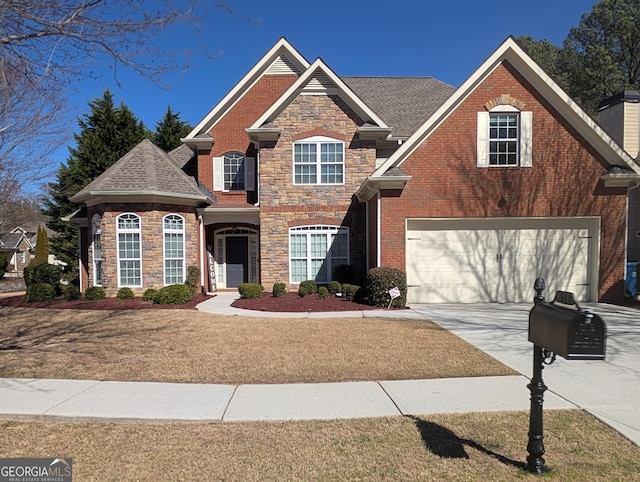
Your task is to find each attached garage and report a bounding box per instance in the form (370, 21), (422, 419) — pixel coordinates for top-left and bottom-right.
(406, 218), (599, 303)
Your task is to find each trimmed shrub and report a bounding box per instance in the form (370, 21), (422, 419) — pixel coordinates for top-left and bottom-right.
(117, 287), (135, 300)
(143, 288), (159, 303)
(186, 265), (200, 295)
(333, 264), (353, 284)
(342, 283), (361, 301)
(0, 252), (7, 278)
(318, 286), (329, 299)
(272, 282), (287, 298)
(366, 267), (407, 308)
(298, 280), (317, 297)
(23, 263), (62, 294)
(63, 284), (81, 301)
(156, 284), (193, 305)
(85, 286), (106, 301)
(25, 283), (56, 303)
(328, 280), (342, 295)
(238, 283), (264, 299)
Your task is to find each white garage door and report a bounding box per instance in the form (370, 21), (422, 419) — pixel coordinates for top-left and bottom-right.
(406, 218), (599, 303)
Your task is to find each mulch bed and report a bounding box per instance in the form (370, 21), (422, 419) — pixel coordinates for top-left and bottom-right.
(0, 293), (211, 310)
(231, 292), (385, 312)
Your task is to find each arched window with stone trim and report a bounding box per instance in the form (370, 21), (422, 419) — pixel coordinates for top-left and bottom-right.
(163, 214), (186, 285)
(117, 213), (142, 287)
(91, 214), (103, 286)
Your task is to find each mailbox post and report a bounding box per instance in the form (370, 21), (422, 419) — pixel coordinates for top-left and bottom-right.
(526, 278), (606, 474)
(526, 278), (550, 474)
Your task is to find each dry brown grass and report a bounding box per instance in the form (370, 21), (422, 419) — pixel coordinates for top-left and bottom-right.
(0, 307), (515, 383)
(0, 410), (638, 481)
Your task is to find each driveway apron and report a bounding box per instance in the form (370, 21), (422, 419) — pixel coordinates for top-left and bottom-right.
(409, 302), (640, 446)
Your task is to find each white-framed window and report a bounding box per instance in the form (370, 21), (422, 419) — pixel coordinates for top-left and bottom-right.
(289, 225), (349, 283)
(18, 251), (25, 264)
(293, 136), (344, 185)
(224, 152), (245, 191)
(117, 213), (142, 287)
(91, 214), (103, 286)
(213, 153), (255, 192)
(477, 107), (532, 168)
(163, 214), (185, 285)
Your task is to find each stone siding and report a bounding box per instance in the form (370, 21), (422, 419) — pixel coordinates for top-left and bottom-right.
(86, 203), (200, 296)
(258, 95), (375, 290)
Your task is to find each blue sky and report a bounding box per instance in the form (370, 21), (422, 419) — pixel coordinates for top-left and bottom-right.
(64, 0), (598, 153)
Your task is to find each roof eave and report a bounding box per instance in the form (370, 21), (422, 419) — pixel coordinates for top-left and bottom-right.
(181, 136), (214, 150)
(72, 191), (211, 207)
(601, 173), (640, 188)
(246, 127), (281, 142)
(357, 126), (393, 141)
(356, 175), (411, 202)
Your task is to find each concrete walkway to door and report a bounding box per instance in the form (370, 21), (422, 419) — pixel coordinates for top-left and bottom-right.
(409, 302), (640, 446)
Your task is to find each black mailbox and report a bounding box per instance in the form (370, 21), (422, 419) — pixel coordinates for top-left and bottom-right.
(528, 291), (606, 360)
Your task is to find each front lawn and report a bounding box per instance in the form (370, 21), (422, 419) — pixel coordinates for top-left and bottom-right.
(0, 306), (515, 383)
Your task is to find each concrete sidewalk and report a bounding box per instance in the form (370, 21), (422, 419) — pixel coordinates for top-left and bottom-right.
(0, 292), (637, 448)
(0, 376), (574, 423)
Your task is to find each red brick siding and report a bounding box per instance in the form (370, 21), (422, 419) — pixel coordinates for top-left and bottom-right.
(197, 74), (298, 202)
(379, 61), (627, 301)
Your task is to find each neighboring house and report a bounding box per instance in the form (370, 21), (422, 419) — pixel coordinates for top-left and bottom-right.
(68, 37), (640, 303)
(597, 90), (640, 265)
(0, 224), (64, 277)
(0, 227), (35, 275)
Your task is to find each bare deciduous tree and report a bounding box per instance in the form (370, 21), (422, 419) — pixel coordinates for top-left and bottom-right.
(0, 0), (231, 208)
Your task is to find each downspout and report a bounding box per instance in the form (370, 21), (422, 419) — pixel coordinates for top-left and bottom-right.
(198, 214), (205, 294)
(376, 190), (382, 267)
(77, 230), (83, 293)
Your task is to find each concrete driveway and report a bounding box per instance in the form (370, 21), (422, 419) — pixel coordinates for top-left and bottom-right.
(410, 302), (640, 446)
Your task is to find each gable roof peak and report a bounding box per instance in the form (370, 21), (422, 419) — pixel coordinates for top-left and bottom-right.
(185, 38), (310, 141)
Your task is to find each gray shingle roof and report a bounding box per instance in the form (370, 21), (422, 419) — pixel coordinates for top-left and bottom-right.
(0, 233), (23, 250)
(343, 77), (455, 138)
(72, 139), (208, 203)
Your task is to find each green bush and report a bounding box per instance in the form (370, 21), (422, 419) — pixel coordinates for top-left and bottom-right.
(85, 286), (106, 301)
(63, 284), (81, 301)
(0, 252), (7, 278)
(298, 280), (317, 297)
(318, 286), (329, 299)
(142, 288), (159, 302)
(186, 265), (200, 295)
(23, 263), (61, 294)
(333, 264), (353, 284)
(342, 283), (362, 301)
(156, 284), (193, 305)
(272, 282), (287, 297)
(366, 267), (407, 308)
(328, 280), (342, 295)
(117, 287), (135, 300)
(238, 283), (264, 299)
(25, 283), (56, 303)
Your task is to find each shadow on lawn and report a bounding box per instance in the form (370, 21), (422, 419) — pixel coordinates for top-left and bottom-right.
(0, 308), (171, 353)
(407, 415), (526, 469)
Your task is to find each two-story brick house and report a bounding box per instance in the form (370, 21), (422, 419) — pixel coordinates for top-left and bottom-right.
(69, 37), (640, 303)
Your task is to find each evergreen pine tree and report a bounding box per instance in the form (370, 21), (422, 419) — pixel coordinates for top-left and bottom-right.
(42, 89), (150, 269)
(154, 106), (192, 152)
(31, 226), (50, 265)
